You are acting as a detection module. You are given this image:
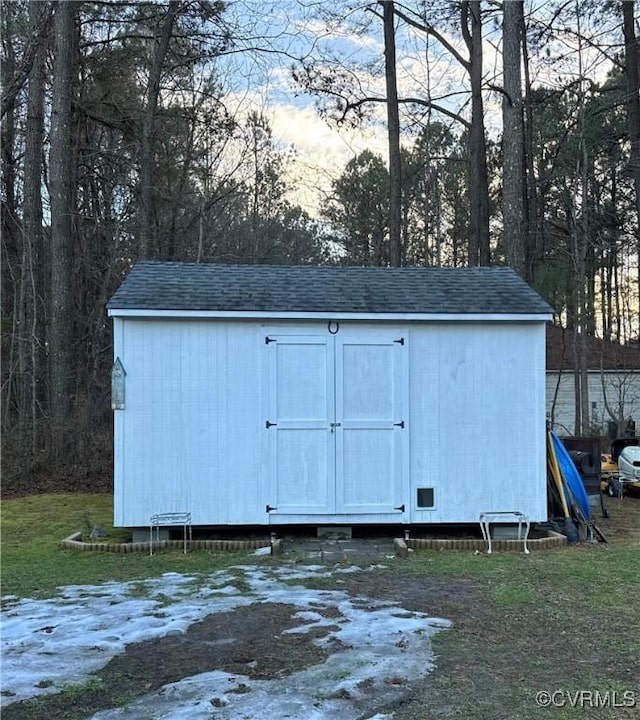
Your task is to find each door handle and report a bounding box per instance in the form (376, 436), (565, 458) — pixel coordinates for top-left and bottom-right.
(330, 422), (341, 433)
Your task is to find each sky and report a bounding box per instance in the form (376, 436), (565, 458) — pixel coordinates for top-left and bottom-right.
(1, 562), (450, 719)
(213, 0), (624, 215)
(218, 1), (400, 213)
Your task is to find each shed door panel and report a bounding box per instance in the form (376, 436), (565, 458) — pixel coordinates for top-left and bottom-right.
(336, 336), (404, 513)
(267, 337), (334, 514)
(265, 330), (406, 518)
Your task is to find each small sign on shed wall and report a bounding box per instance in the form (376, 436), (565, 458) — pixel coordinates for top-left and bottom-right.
(111, 357), (126, 410)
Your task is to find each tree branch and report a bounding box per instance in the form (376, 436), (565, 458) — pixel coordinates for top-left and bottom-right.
(341, 94), (470, 129)
(393, 4), (470, 71)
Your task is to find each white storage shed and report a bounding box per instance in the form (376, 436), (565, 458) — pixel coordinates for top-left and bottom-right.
(107, 262), (553, 529)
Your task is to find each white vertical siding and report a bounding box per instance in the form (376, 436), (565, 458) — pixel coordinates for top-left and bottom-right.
(408, 322), (547, 523)
(114, 317), (548, 526)
(546, 371), (640, 436)
(114, 319), (263, 527)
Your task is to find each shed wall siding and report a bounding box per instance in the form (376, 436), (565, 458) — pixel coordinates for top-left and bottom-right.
(114, 318), (547, 526)
(409, 322), (547, 523)
(114, 319), (265, 527)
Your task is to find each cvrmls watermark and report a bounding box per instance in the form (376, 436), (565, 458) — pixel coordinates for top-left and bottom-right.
(535, 690), (636, 708)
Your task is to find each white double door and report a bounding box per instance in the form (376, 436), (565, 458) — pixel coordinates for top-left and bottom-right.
(265, 329), (407, 517)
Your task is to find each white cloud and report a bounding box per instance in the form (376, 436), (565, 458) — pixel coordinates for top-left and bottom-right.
(215, 0), (621, 217)
(270, 103), (389, 213)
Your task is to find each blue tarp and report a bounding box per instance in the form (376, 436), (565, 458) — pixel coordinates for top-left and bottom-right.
(551, 431), (592, 521)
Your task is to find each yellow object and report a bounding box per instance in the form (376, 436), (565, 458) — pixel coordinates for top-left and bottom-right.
(547, 433), (571, 518)
(600, 453), (618, 478)
(600, 453), (618, 492)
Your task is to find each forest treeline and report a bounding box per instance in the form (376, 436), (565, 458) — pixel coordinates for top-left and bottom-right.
(1, 1), (639, 490)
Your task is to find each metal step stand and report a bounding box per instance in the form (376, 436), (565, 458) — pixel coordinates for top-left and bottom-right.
(479, 511), (530, 554)
(149, 512), (192, 556)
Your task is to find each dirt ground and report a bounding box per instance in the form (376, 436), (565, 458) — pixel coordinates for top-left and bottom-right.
(3, 572), (474, 720)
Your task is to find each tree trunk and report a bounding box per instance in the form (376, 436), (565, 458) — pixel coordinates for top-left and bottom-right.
(22, 0), (48, 454)
(622, 0), (640, 339)
(49, 1), (76, 424)
(573, 333), (582, 435)
(139, 0), (180, 259)
(382, 0), (402, 267)
(1, 2), (18, 258)
(502, 0), (527, 278)
(522, 18), (541, 283)
(0, 2), (18, 436)
(579, 143), (591, 434)
(462, 1), (490, 266)
(604, 149), (619, 341)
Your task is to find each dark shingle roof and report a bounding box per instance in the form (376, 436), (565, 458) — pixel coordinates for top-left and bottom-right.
(107, 262), (553, 315)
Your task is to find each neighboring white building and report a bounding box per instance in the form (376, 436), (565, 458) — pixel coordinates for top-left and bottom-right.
(107, 263), (553, 529)
(546, 325), (640, 438)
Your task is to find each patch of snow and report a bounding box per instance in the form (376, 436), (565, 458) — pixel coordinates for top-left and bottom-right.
(252, 545), (272, 556)
(1, 565), (451, 719)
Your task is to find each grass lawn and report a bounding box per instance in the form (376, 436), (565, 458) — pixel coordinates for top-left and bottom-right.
(1, 494), (247, 599)
(392, 498), (640, 720)
(1, 493), (639, 719)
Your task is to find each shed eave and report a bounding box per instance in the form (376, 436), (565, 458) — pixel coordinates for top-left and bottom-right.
(107, 308), (553, 322)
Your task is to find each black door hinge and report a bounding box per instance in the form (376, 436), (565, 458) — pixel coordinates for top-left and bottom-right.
(265, 336), (275, 344)
(265, 420), (277, 428)
(394, 504), (405, 512)
(394, 421), (405, 429)
(266, 504), (277, 513)
(394, 338), (405, 345)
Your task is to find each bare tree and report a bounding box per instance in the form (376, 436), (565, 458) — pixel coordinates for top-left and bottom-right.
(381, 0), (402, 266)
(49, 1), (77, 425)
(622, 0), (640, 338)
(502, 0), (527, 278)
(393, 1), (491, 265)
(460, 1), (490, 265)
(139, 0), (181, 259)
(573, 6), (591, 436)
(20, 0), (49, 453)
